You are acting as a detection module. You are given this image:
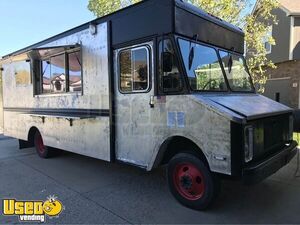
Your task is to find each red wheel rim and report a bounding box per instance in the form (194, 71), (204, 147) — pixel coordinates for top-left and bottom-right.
(173, 162), (205, 201)
(36, 133), (46, 154)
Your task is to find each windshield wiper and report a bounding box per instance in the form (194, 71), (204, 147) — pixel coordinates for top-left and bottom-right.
(228, 54), (233, 73)
(188, 47), (194, 70)
(188, 35), (198, 70)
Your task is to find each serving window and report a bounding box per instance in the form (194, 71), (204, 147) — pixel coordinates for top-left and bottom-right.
(29, 45), (82, 95)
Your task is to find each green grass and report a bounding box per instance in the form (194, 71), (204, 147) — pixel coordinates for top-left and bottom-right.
(293, 133), (300, 145)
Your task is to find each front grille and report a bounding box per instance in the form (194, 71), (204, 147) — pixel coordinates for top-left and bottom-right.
(264, 118), (286, 150)
(252, 114), (290, 160)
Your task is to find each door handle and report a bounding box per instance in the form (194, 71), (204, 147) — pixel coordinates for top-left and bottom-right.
(149, 95), (155, 108)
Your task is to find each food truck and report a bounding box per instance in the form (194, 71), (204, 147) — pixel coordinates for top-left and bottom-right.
(0, 0), (297, 210)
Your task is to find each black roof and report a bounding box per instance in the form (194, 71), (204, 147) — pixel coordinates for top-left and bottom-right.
(175, 0), (243, 34)
(1, 0), (244, 59)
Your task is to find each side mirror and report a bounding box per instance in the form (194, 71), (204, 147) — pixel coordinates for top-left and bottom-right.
(162, 52), (173, 73)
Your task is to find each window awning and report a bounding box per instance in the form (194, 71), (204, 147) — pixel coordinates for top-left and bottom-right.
(28, 44), (80, 60)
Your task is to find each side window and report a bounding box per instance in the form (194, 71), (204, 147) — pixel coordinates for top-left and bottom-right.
(68, 51), (82, 92)
(39, 49), (82, 94)
(263, 25), (272, 55)
(119, 47), (150, 93)
(159, 39), (183, 93)
(42, 54), (65, 94)
(42, 60), (51, 94)
(13, 60), (31, 86)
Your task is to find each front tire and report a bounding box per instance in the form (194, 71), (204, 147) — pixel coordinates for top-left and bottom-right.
(167, 153), (220, 210)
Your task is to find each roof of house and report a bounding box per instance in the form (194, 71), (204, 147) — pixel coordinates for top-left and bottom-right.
(279, 0), (300, 16)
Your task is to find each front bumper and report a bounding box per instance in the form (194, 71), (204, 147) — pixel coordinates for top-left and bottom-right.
(243, 141), (298, 185)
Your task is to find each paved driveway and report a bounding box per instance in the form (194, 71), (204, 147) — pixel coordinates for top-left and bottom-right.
(0, 136), (300, 224)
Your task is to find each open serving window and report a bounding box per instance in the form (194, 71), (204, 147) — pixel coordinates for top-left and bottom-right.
(28, 44), (82, 95)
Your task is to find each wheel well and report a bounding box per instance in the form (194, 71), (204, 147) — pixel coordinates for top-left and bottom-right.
(27, 127), (39, 147)
(154, 136), (209, 169)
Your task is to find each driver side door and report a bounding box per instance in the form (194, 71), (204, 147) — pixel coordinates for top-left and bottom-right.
(114, 42), (157, 168)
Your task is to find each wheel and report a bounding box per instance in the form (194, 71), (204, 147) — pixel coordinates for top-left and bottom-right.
(167, 153), (220, 210)
(34, 131), (55, 158)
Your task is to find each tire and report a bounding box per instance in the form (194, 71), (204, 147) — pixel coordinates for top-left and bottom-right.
(167, 153), (220, 210)
(34, 131), (56, 158)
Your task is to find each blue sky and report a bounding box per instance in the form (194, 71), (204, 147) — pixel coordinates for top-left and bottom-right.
(0, 0), (256, 57)
(0, 0), (95, 57)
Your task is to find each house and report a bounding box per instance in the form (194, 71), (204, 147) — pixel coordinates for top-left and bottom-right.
(260, 0), (300, 109)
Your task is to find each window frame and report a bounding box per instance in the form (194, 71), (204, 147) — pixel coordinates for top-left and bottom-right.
(176, 35), (256, 94)
(263, 25), (273, 55)
(41, 53), (66, 94)
(158, 38), (185, 94)
(265, 41), (272, 55)
(118, 45), (151, 94)
(38, 47), (83, 96)
(218, 50), (255, 93)
(13, 59), (32, 87)
(177, 37), (229, 93)
(66, 49), (83, 94)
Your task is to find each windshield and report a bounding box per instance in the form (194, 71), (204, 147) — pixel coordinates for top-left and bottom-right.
(219, 51), (253, 92)
(178, 39), (227, 91)
(178, 38), (254, 92)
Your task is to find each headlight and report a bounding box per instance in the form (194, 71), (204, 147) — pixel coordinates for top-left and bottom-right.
(244, 126), (254, 163)
(289, 115), (294, 141)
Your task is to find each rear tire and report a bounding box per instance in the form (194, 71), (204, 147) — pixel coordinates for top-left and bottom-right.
(34, 131), (56, 158)
(167, 153), (220, 210)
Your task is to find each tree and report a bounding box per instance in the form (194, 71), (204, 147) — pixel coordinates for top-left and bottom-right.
(245, 0), (279, 91)
(186, 0), (248, 27)
(88, 0), (279, 92)
(88, 0), (141, 17)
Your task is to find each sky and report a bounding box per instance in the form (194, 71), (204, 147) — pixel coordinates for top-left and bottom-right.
(0, 0), (95, 57)
(0, 0), (257, 57)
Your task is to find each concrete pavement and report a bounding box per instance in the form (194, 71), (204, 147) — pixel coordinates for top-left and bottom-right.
(0, 136), (300, 224)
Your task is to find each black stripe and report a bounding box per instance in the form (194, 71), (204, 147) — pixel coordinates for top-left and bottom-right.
(3, 107), (110, 118)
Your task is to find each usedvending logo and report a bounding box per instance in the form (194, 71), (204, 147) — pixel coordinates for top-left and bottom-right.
(2, 195), (64, 222)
